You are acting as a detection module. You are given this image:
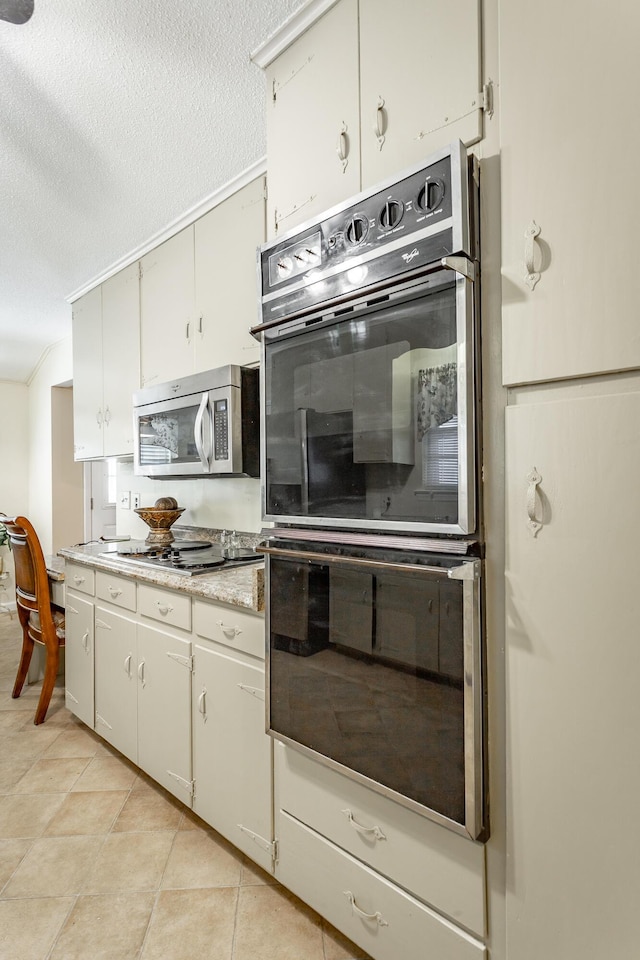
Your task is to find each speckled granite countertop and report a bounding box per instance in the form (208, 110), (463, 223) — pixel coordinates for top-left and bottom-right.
(57, 540), (264, 613)
(45, 555), (65, 581)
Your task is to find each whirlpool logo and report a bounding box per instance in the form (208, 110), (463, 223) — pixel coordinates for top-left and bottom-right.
(401, 247), (420, 264)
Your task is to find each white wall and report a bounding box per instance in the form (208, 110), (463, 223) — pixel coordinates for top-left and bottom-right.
(0, 380), (29, 603)
(116, 459), (262, 539)
(27, 337), (84, 554)
(51, 385), (84, 552)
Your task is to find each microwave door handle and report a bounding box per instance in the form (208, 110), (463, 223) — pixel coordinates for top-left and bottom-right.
(194, 393), (211, 471)
(299, 408), (309, 513)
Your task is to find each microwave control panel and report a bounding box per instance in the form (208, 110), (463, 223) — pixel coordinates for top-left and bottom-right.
(213, 398), (229, 461)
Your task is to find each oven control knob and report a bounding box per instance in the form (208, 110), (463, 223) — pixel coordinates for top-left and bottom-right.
(379, 199), (404, 230)
(417, 177), (445, 212)
(276, 256), (293, 279)
(345, 214), (369, 245)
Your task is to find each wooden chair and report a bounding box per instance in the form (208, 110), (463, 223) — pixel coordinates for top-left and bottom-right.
(2, 515), (65, 724)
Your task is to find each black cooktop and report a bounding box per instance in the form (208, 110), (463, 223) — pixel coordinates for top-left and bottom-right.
(100, 539), (263, 576)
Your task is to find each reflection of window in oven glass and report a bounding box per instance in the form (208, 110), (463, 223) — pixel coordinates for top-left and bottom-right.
(422, 416), (458, 489)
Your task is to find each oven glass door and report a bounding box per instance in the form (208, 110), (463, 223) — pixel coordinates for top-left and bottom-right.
(262, 270), (477, 535)
(266, 541), (485, 840)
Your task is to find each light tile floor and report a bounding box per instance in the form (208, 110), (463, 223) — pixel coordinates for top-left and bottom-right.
(0, 613), (371, 960)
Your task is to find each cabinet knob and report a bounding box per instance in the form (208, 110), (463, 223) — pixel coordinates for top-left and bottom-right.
(109, 587), (122, 598)
(217, 620), (241, 640)
(156, 602), (173, 616)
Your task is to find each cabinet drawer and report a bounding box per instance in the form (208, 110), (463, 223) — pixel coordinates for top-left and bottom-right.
(65, 562), (95, 596)
(96, 571), (137, 612)
(138, 583), (191, 632)
(277, 812), (486, 960)
(275, 743), (486, 937)
(193, 601), (265, 659)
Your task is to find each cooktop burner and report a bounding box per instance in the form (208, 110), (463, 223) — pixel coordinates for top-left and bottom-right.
(112, 539), (213, 557)
(99, 540), (263, 576)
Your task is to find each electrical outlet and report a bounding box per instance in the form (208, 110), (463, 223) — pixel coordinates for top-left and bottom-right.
(120, 491), (131, 510)
(132, 493), (141, 509)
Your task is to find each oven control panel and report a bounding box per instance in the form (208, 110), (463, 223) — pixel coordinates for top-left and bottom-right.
(257, 140), (473, 328)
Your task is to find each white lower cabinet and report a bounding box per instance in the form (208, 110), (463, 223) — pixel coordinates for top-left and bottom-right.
(505, 389), (640, 959)
(277, 812), (486, 960)
(64, 588), (95, 729)
(275, 742), (486, 938)
(94, 607), (193, 804)
(94, 605), (137, 763)
(192, 642), (273, 872)
(137, 623), (192, 802)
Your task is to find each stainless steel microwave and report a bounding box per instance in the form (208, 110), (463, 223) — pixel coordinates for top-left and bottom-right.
(132, 365), (259, 479)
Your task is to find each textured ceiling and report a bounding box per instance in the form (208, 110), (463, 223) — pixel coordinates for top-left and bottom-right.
(0, 0), (303, 383)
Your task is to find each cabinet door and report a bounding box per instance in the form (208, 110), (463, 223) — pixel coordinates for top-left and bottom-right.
(101, 264), (140, 457)
(140, 226), (195, 386)
(94, 605), (137, 763)
(137, 623), (192, 805)
(194, 177), (265, 370)
(64, 591), (95, 728)
(359, 0), (483, 188)
(72, 287), (104, 460)
(376, 573), (439, 672)
(505, 391), (640, 959)
(501, 1), (640, 385)
(265, 0), (360, 236)
(193, 643), (273, 872)
(329, 569), (372, 653)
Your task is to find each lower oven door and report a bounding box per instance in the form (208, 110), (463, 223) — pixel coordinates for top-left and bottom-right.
(264, 539), (486, 841)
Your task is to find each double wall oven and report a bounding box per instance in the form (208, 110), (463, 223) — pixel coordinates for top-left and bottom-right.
(253, 142), (486, 841)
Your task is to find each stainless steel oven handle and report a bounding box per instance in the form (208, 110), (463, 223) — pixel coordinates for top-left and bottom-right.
(194, 393), (210, 470)
(261, 543), (476, 579)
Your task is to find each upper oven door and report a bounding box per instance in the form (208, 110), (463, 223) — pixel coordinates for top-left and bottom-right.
(261, 265), (478, 535)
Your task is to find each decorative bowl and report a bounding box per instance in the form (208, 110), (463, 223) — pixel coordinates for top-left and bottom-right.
(134, 498), (185, 546)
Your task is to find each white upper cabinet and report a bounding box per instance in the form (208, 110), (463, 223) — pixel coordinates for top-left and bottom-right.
(265, 0), (361, 237)
(72, 286), (103, 460)
(500, 0), (640, 385)
(101, 265), (140, 457)
(264, 0), (483, 237)
(72, 262), (140, 460)
(139, 176), (266, 383)
(140, 226), (195, 386)
(359, 0), (482, 187)
(194, 176), (266, 370)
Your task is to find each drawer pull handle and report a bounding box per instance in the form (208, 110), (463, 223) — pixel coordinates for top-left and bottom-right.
(217, 620), (242, 640)
(343, 890), (389, 927)
(138, 659), (145, 686)
(341, 808), (387, 841)
(124, 654), (132, 677)
(156, 602), (174, 616)
(81, 630), (89, 652)
(109, 587), (122, 598)
(73, 575), (86, 584)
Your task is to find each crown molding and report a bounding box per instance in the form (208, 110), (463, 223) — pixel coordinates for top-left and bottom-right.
(65, 157), (267, 304)
(250, 0), (340, 68)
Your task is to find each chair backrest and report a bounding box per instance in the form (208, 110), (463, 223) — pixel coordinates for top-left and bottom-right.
(1, 515), (56, 632)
